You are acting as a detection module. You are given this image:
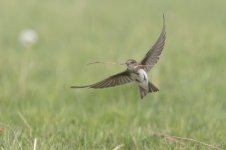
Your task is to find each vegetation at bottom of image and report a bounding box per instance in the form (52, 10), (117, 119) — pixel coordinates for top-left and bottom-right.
(0, 0), (226, 149)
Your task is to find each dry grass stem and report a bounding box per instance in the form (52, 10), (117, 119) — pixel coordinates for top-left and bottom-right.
(152, 132), (222, 150)
(112, 144), (124, 150)
(33, 138), (37, 150)
(18, 111), (32, 137)
(87, 61), (118, 65)
(87, 61), (155, 68)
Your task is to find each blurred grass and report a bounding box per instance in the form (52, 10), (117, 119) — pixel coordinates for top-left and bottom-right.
(0, 0), (226, 149)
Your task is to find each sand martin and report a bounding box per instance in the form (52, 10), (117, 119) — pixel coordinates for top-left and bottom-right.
(71, 15), (166, 99)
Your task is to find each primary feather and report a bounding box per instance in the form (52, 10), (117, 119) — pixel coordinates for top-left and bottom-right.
(71, 71), (132, 89)
(139, 14), (166, 72)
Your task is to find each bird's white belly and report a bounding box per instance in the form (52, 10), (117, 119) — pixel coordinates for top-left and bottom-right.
(131, 69), (148, 90)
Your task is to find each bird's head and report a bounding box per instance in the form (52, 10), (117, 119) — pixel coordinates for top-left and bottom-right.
(121, 59), (138, 70)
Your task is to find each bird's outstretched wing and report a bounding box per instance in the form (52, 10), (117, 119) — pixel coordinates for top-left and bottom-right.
(71, 70), (133, 89)
(139, 14), (166, 72)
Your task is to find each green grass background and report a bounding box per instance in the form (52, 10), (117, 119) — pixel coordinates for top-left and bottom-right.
(0, 0), (226, 149)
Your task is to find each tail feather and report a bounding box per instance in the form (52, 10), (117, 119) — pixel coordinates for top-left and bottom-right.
(139, 87), (147, 99)
(148, 82), (159, 92)
(139, 82), (159, 99)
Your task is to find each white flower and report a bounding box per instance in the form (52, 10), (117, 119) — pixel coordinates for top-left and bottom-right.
(19, 29), (38, 47)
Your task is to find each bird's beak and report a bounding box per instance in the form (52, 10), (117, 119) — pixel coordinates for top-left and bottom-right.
(120, 63), (126, 65)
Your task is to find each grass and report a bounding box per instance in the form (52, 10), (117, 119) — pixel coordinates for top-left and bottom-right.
(0, 0), (226, 149)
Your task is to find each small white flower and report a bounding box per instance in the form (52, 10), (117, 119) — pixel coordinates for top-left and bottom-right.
(19, 29), (38, 47)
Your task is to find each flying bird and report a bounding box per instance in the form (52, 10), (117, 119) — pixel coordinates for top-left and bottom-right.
(71, 15), (166, 99)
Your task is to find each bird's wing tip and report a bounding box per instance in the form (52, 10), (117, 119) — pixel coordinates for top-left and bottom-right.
(71, 85), (90, 88)
(163, 13), (165, 26)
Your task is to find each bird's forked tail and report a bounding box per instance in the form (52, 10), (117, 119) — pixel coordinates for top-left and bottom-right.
(139, 82), (159, 99)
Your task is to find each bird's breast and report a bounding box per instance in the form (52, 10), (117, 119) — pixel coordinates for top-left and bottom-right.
(131, 69), (148, 83)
